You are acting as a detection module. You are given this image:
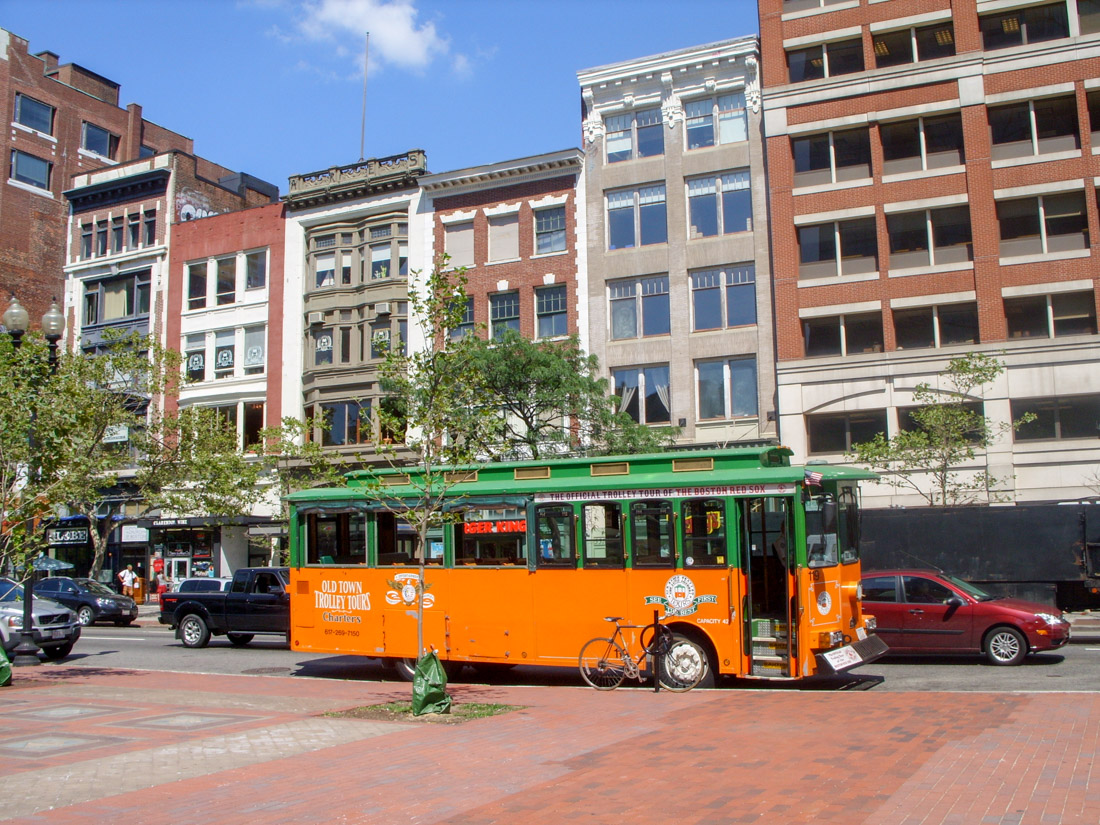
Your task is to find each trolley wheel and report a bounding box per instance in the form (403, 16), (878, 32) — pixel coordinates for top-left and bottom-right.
(579, 637), (628, 690)
(657, 633), (708, 692)
(393, 656), (463, 682)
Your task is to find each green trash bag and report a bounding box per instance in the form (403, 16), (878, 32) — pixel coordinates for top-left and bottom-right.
(0, 646), (12, 688)
(411, 651), (452, 716)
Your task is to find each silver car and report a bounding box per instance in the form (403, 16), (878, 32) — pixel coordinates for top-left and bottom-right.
(0, 577), (82, 660)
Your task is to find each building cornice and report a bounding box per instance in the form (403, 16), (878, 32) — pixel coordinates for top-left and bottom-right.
(286, 150), (427, 211)
(419, 149), (582, 196)
(64, 169), (170, 212)
(577, 37), (758, 89)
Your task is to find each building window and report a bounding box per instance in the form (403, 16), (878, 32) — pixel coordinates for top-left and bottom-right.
(787, 38), (864, 83)
(139, 144), (156, 159)
(245, 251), (266, 290)
(980, 3), (1069, 50)
(213, 329), (235, 379)
(535, 207), (566, 254)
(997, 192), (1088, 257)
(989, 96), (1079, 161)
(1082, 0), (1100, 34)
(80, 224), (93, 259)
(83, 270), (151, 325)
(13, 93), (54, 134)
(607, 186), (667, 250)
(807, 410), (888, 453)
(187, 262), (207, 310)
(873, 22), (955, 68)
(313, 329), (333, 366)
(450, 297), (475, 339)
(490, 291), (520, 339)
(243, 326), (265, 375)
(691, 265), (756, 331)
(144, 210), (156, 245)
(185, 334), (206, 382)
(488, 213), (520, 262)
(697, 357), (758, 420)
(881, 114), (964, 175)
(687, 171), (752, 239)
(606, 107), (664, 162)
(792, 128), (871, 187)
(1013, 394), (1100, 441)
(613, 365), (671, 425)
(610, 275), (670, 339)
(95, 221), (108, 256)
(893, 302), (979, 350)
(110, 218), (123, 253)
(315, 253), (335, 288)
(685, 93), (748, 150)
(887, 206), (972, 269)
(802, 312), (884, 357)
(797, 218), (877, 279)
(81, 122), (119, 159)
(445, 221), (474, 268)
(536, 285), (568, 339)
(10, 149), (51, 190)
(321, 401), (369, 446)
(128, 213), (140, 248)
(1005, 291), (1097, 339)
(216, 257), (236, 305)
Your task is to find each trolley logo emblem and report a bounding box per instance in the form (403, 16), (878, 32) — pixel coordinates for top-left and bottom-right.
(386, 572), (435, 608)
(816, 590), (832, 615)
(645, 574), (718, 617)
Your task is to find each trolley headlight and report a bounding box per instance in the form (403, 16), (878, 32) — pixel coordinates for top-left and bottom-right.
(863, 615), (877, 632)
(818, 630), (844, 648)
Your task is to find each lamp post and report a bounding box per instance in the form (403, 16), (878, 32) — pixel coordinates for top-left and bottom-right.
(3, 295), (65, 666)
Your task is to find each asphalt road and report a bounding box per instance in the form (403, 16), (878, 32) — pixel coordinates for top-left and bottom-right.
(45, 622), (1100, 692)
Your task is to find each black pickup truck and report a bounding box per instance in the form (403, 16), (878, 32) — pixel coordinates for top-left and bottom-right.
(158, 567), (289, 648)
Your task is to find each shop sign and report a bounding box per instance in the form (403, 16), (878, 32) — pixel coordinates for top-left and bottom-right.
(121, 524), (149, 542)
(48, 527), (89, 546)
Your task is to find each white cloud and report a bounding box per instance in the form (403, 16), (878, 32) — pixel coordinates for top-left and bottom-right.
(296, 0), (449, 71)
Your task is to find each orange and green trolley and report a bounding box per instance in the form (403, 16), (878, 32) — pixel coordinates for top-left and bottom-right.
(286, 446), (886, 685)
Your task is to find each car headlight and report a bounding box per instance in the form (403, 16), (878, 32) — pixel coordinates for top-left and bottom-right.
(6, 615), (23, 629)
(1035, 612), (1063, 626)
(96, 598), (114, 607)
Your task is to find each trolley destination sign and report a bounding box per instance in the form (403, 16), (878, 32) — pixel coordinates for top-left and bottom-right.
(534, 483), (793, 503)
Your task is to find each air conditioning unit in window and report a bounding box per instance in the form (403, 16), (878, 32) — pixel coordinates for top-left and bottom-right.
(307, 311), (324, 326)
(375, 302), (391, 315)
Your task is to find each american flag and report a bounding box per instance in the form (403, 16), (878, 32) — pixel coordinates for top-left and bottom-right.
(804, 469), (824, 486)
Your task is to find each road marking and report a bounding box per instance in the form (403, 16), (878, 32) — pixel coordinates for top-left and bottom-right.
(80, 635), (148, 642)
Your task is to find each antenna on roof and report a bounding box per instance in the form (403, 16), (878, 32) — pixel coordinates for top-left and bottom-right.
(359, 32), (369, 162)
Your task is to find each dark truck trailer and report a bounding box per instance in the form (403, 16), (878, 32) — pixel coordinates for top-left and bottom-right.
(860, 501), (1100, 610)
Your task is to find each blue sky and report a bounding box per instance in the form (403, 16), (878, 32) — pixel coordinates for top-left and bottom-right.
(4, 0), (760, 193)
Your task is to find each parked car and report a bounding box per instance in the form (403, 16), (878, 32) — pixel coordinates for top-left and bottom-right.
(35, 576), (138, 626)
(0, 577), (82, 660)
(861, 569), (1071, 665)
(173, 577), (232, 594)
(159, 568), (289, 648)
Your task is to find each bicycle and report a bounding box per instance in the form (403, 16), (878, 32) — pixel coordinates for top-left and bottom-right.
(578, 616), (706, 692)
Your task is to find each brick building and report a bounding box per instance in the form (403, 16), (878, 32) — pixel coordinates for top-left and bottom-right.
(577, 39), (778, 448)
(760, 0), (1100, 503)
(419, 149), (585, 347)
(1, 27), (195, 326)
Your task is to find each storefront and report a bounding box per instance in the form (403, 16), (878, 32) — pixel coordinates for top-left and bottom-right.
(142, 516), (282, 583)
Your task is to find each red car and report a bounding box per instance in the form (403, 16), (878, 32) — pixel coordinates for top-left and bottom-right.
(861, 569), (1071, 665)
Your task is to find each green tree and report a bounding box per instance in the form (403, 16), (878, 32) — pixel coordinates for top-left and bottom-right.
(364, 258), (500, 667)
(467, 330), (678, 459)
(0, 332), (265, 581)
(849, 352), (1028, 506)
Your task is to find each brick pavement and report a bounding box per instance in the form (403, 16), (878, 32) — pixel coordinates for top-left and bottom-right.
(1, 666), (1098, 825)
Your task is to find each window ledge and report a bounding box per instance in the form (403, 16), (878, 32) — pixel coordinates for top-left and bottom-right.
(11, 122), (58, 143)
(881, 166), (965, 184)
(991, 149), (1081, 169)
(797, 271), (880, 287)
(7, 178), (53, 198)
(1000, 248), (1090, 266)
(485, 258), (523, 266)
(793, 178), (872, 196)
(77, 148), (118, 164)
(781, 0), (859, 22)
(532, 250), (569, 259)
(888, 261), (974, 278)
(697, 416), (760, 427)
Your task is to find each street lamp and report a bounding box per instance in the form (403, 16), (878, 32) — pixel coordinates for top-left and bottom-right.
(3, 295), (65, 666)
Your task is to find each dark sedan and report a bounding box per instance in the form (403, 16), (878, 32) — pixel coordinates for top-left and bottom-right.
(35, 576), (138, 626)
(861, 569), (1071, 665)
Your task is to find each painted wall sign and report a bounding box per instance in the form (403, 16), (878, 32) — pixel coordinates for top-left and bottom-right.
(536, 483), (792, 503)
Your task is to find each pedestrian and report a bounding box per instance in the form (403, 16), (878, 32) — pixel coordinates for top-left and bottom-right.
(155, 569), (171, 599)
(118, 564), (137, 597)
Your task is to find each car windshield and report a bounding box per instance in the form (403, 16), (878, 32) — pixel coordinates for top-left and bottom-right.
(75, 579), (116, 596)
(0, 579), (24, 601)
(943, 573), (996, 601)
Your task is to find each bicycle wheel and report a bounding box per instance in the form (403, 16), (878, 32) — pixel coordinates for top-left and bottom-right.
(656, 633), (707, 692)
(639, 623), (673, 658)
(579, 637), (628, 690)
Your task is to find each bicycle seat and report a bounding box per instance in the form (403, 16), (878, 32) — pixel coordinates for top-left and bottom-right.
(604, 616), (622, 623)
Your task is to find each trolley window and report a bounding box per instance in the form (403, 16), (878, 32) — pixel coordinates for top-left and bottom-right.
(376, 512), (439, 565)
(681, 499), (728, 567)
(536, 504), (575, 566)
(630, 500), (675, 567)
(582, 503), (624, 568)
(455, 507), (527, 565)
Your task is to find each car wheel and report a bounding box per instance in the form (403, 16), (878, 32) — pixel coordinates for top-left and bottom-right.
(179, 614), (210, 649)
(984, 626), (1027, 666)
(41, 642), (74, 661)
(77, 605), (95, 626)
(227, 633), (254, 646)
